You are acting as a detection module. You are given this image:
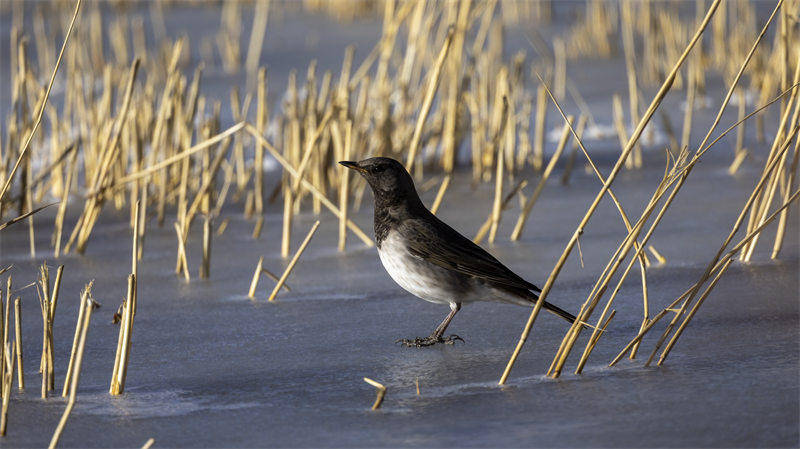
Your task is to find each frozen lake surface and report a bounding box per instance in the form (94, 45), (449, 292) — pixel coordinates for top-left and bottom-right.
(1, 153), (797, 447)
(0, 3), (798, 448)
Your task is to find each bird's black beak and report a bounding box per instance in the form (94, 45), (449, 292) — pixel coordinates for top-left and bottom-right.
(339, 161), (365, 173)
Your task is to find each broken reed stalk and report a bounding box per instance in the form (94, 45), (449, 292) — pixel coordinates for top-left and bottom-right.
(248, 257), (264, 298)
(429, 175), (451, 215)
(268, 220), (320, 302)
(49, 295), (95, 449)
(246, 125), (373, 247)
(200, 215), (212, 279)
(13, 298), (22, 390)
(363, 377), (386, 410)
(648, 245), (666, 264)
(499, 0), (722, 385)
(488, 96), (510, 244)
(405, 26), (455, 173)
(0, 0), (81, 204)
(54, 150), (78, 258)
(0, 344), (13, 436)
(132, 200), (140, 279)
(173, 223), (190, 282)
(110, 274), (136, 395)
(511, 115), (573, 241)
(62, 284), (91, 397)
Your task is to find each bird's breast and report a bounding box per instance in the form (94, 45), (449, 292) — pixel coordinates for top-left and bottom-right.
(377, 231), (466, 305)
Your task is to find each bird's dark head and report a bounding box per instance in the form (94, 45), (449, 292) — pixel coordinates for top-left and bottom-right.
(339, 157), (417, 201)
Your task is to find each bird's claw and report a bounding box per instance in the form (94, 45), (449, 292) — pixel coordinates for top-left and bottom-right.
(396, 334), (464, 347)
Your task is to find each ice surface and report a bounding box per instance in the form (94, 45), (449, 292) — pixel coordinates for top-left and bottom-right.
(0, 2), (797, 448)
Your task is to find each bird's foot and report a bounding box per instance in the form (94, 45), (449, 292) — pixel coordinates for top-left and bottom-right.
(396, 334), (464, 347)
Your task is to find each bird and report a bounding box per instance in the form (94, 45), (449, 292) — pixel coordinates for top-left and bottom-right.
(339, 157), (577, 347)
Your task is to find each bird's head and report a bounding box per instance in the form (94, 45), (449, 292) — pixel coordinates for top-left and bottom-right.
(339, 157), (417, 201)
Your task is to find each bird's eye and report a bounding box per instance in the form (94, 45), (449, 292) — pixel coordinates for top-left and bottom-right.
(371, 166), (383, 174)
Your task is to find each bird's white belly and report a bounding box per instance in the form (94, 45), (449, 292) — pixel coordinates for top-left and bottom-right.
(377, 232), (458, 305)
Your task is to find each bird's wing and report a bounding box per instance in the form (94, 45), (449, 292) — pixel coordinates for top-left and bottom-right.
(400, 216), (541, 292)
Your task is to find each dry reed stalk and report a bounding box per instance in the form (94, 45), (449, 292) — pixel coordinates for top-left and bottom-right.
(568, 162), (679, 375)
(645, 190), (800, 366)
(642, 127), (798, 366)
(728, 149), (748, 175)
(338, 121), (353, 252)
(429, 175), (451, 215)
(246, 125), (373, 247)
(363, 377), (386, 410)
(252, 216), (264, 239)
(290, 107), (334, 197)
(0, 0), (81, 204)
(0, 289), (3, 392)
(245, 0), (270, 77)
(741, 66), (800, 260)
(0, 203), (57, 233)
(441, 0), (471, 173)
(217, 218), (229, 236)
(657, 167), (800, 366)
(268, 221), (320, 302)
(536, 71), (655, 291)
(71, 58), (140, 254)
(488, 95), (510, 244)
(173, 223), (190, 282)
(499, 0), (722, 385)
(734, 87), (747, 158)
(200, 215), (212, 279)
(248, 257), (264, 298)
(532, 84), (547, 171)
(281, 179), (293, 258)
(560, 115), (588, 185)
(109, 123), (245, 189)
(511, 116), (573, 241)
(54, 149), (78, 258)
(473, 180), (527, 244)
(62, 284), (91, 397)
(612, 94), (631, 168)
(110, 274), (136, 395)
(584, 2), (785, 369)
(13, 298), (22, 390)
(0, 344), (13, 436)
(608, 296), (681, 367)
(621, 1), (642, 168)
(772, 112), (800, 258)
(48, 295), (95, 449)
(405, 26), (455, 173)
(255, 68), (267, 215)
(648, 245), (666, 264)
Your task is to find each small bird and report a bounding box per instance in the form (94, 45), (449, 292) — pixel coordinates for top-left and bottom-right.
(340, 157), (577, 347)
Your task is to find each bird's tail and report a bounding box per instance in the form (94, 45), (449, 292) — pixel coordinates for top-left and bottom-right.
(542, 301), (577, 324)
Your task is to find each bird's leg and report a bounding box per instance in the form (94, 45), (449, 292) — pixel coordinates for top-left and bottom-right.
(397, 303), (464, 347)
